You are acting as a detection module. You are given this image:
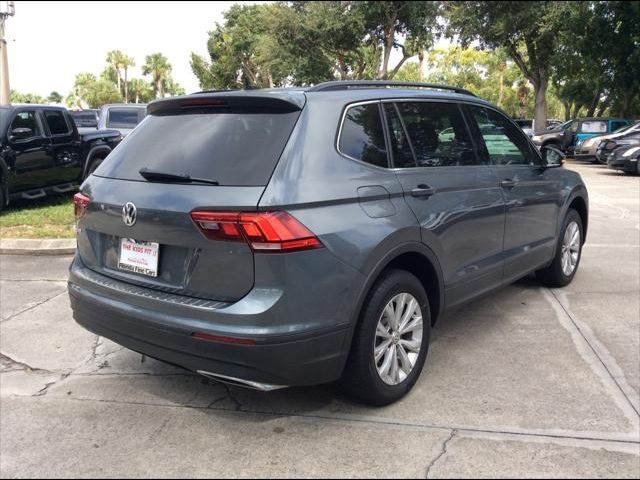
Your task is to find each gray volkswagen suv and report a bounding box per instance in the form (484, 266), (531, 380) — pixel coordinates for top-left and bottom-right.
(69, 81), (588, 405)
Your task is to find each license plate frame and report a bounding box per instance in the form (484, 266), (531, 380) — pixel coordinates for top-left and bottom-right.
(118, 238), (160, 277)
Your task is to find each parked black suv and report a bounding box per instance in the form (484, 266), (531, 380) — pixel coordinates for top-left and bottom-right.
(0, 105), (121, 211)
(69, 81), (589, 405)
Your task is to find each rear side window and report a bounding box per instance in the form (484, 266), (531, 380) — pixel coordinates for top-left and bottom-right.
(338, 104), (388, 168)
(469, 106), (540, 166)
(581, 121), (607, 133)
(611, 121), (628, 132)
(392, 101), (478, 167)
(107, 108), (145, 128)
(44, 110), (70, 135)
(95, 109), (300, 186)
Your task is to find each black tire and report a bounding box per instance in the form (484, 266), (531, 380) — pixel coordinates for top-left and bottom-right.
(0, 184), (5, 213)
(536, 209), (583, 288)
(341, 269), (431, 406)
(83, 157), (104, 180)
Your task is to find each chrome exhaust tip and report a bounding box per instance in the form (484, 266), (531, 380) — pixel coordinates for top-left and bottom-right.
(197, 370), (287, 392)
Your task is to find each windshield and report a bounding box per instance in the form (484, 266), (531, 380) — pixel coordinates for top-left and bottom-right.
(106, 107), (145, 129)
(94, 109), (301, 186)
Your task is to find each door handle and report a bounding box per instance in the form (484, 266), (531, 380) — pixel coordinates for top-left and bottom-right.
(500, 179), (517, 189)
(410, 184), (435, 198)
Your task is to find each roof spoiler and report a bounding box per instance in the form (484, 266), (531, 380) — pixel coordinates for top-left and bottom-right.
(147, 92), (305, 115)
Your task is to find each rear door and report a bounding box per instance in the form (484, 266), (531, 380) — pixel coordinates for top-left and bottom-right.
(384, 100), (505, 307)
(5, 108), (57, 192)
(42, 109), (83, 185)
(466, 104), (560, 284)
(79, 99), (302, 302)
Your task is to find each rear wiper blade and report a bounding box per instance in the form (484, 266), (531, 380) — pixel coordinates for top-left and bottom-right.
(139, 168), (219, 186)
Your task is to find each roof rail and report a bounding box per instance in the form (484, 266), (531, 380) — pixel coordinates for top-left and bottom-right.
(307, 80), (476, 97)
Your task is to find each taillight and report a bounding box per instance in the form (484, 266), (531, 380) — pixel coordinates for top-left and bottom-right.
(73, 192), (91, 220)
(190, 211), (322, 252)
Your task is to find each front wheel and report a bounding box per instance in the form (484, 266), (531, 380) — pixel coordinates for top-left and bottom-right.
(536, 209), (583, 287)
(342, 269), (431, 406)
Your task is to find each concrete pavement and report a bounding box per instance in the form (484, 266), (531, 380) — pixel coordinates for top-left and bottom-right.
(1, 161), (639, 478)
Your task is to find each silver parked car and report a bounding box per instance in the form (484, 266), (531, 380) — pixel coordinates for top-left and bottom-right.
(97, 104), (147, 137)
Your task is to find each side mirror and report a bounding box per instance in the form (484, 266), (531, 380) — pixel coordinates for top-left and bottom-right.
(10, 127), (33, 141)
(541, 145), (565, 168)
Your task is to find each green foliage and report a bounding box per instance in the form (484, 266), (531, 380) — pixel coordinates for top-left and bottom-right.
(68, 72), (122, 108)
(10, 90), (45, 104)
(143, 53), (173, 98)
(47, 91), (63, 104)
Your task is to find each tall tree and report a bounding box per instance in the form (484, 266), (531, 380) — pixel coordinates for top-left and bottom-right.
(106, 50), (126, 97)
(142, 53), (172, 98)
(355, 1), (440, 79)
(444, 1), (564, 132)
(121, 54), (135, 103)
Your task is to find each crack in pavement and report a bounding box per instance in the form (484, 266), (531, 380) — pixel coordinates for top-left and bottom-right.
(19, 393), (639, 447)
(1, 290), (67, 323)
(0, 353), (52, 374)
(32, 373), (70, 397)
(425, 429), (456, 479)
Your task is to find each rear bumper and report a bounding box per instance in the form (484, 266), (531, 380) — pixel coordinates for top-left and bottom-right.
(607, 157), (637, 173)
(68, 256), (359, 387)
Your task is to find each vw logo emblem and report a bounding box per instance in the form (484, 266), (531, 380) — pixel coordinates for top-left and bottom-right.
(122, 202), (137, 227)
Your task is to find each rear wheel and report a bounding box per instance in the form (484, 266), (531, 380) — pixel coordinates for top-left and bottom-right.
(536, 209), (583, 287)
(342, 269), (431, 406)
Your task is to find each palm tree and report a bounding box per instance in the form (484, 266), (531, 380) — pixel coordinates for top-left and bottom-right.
(106, 50), (125, 96)
(121, 54), (135, 103)
(128, 78), (152, 104)
(142, 53), (172, 99)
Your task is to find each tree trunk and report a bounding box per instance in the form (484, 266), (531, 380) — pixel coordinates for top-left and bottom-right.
(157, 78), (163, 99)
(135, 90), (139, 104)
(124, 68), (129, 103)
(115, 67), (121, 97)
(418, 49), (425, 82)
(532, 76), (548, 134)
(378, 11), (397, 80)
(563, 101), (571, 121)
(497, 64), (505, 107)
(586, 87), (601, 117)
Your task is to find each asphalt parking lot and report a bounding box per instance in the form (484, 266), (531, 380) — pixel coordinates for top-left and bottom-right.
(1, 161), (639, 478)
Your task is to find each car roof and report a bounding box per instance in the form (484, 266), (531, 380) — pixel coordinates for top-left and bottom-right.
(149, 82), (493, 115)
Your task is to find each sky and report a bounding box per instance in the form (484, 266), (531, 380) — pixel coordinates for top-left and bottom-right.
(5, 1), (443, 99)
(5, 1), (261, 97)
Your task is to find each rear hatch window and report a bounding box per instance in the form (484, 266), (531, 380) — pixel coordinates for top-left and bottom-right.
(95, 108), (301, 186)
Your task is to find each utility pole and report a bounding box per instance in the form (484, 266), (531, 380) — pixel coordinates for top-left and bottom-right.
(0, 1), (15, 105)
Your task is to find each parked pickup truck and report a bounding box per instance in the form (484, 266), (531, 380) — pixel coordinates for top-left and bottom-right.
(0, 104), (122, 211)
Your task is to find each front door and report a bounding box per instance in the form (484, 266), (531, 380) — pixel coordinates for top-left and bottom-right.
(383, 101), (506, 307)
(466, 105), (560, 284)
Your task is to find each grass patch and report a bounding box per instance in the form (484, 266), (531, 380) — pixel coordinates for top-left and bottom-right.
(0, 193), (76, 239)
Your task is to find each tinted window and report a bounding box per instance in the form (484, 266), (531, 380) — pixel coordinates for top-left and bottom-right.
(383, 104), (416, 168)
(581, 121), (607, 133)
(95, 109), (300, 186)
(72, 111), (98, 127)
(611, 121), (628, 132)
(339, 104), (388, 168)
(469, 106), (540, 166)
(9, 111), (41, 137)
(107, 108), (145, 128)
(44, 110), (70, 135)
(393, 102), (478, 167)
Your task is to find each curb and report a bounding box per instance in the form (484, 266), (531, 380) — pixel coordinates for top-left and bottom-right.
(0, 239), (76, 256)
